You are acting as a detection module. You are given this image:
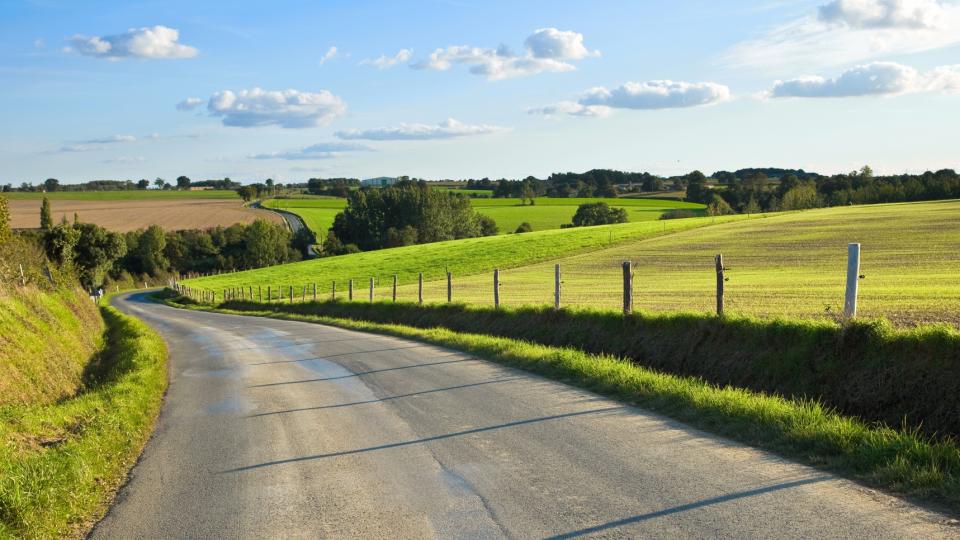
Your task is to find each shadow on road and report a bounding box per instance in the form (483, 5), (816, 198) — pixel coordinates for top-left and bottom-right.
(247, 356), (477, 388)
(222, 406), (628, 473)
(545, 475), (832, 539)
(247, 376), (525, 418)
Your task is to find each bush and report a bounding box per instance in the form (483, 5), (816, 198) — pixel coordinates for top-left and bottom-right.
(515, 222), (533, 234)
(570, 202), (629, 227)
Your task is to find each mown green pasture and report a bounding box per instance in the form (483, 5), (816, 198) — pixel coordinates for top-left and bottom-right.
(181, 215), (744, 298)
(3, 190), (239, 200)
(411, 200), (960, 326)
(262, 196), (704, 236)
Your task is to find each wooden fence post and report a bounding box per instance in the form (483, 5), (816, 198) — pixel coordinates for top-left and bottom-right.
(493, 269), (500, 308)
(392, 275), (398, 302)
(622, 261), (633, 314)
(258, 285), (262, 302)
(447, 272), (452, 303)
(418, 273), (424, 304)
(554, 264), (561, 310)
(332, 281), (337, 300)
(249, 286), (253, 299)
(18, 264), (26, 286)
(313, 283), (317, 302)
(369, 277), (375, 302)
(715, 254), (725, 316)
(348, 279), (353, 301)
(844, 243), (861, 319)
(301, 285), (306, 302)
(289, 286), (293, 303)
(267, 285), (271, 302)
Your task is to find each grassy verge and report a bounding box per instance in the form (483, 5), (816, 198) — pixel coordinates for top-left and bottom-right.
(0, 306), (168, 538)
(164, 293), (960, 512)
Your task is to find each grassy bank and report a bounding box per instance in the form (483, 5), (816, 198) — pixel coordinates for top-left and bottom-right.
(0, 287), (103, 406)
(182, 214), (745, 294)
(0, 305), (168, 538)
(163, 293), (960, 512)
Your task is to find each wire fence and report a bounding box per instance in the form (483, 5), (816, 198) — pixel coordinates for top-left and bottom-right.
(171, 242), (960, 327)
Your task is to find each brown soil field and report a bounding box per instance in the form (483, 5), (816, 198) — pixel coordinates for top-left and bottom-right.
(9, 199), (284, 232)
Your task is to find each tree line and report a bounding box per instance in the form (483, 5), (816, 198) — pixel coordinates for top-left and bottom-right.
(3, 177), (243, 193)
(19, 195), (304, 291)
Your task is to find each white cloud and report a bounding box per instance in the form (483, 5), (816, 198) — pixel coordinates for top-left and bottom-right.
(524, 28), (598, 60)
(526, 100), (611, 117)
(320, 46), (338, 65)
(818, 0), (945, 29)
(360, 48), (412, 69)
(335, 118), (508, 140)
(79, 134), (137, 144)
(66, 25), (197, 60)
(101, 156), (146, 164)
(770, 61), (960, 97)
(34, 38), (45, 49)
(723, 1), (960, 70)
(57, 144), (103, 153)
(176, 97), (204, 111)
(250, 142), (373, 160)
(206, 87), (347, 128)
(580, 80), (731, 109)
(411, 28), (597, 80)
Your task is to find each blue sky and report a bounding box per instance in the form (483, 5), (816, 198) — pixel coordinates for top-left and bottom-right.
(1, 0), (958, 184)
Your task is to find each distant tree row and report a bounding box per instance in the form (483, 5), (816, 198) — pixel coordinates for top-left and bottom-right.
(2, 177), (240, 193)
(324, 180), (497, 254)
(306, 178), (360, 197)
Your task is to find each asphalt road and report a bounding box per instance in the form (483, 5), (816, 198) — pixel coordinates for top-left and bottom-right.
(91, 292), (958, 539)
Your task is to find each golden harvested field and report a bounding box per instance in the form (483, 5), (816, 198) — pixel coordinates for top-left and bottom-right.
(9, 199), (283, 232)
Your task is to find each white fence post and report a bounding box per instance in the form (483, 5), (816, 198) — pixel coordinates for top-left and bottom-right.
(844, 243), (861, 319)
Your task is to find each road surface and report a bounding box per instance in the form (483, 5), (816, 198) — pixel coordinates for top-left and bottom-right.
(91, 292), (958, 538)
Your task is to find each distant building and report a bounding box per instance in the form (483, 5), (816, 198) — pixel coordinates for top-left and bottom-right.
(360, 177), (399, 188)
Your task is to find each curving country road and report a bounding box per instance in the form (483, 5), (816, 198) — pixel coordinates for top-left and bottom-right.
(91, 292), (957, 539)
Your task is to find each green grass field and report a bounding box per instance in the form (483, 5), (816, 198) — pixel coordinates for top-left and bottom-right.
(262, 196), (704, 236)
(3, 190), (239, 200)
(187, 200), (960, 327)
(407, 200), (960, 326)
(182, 214), (744, 298)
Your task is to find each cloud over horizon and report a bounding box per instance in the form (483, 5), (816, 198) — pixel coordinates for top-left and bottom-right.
(818, 0), (946, 29)
(360, 48), (412, 69)
(532, 80), (730, 117)
(411, 28), (598, 80)
(66, 25), (198, 60)
(250, 142), (373, 160)
(206, 87), (347, 128)
(770, 61), (960, 97)
(335, 118), (508, 140)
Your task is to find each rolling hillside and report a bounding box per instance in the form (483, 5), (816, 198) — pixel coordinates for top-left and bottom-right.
(184, 200), (960, 326)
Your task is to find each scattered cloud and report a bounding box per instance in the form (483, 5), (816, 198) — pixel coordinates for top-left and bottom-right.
(360, 48), (412, 69)
(101, 156), (146, 164)
(335, 118), (508, 140)
(65, 25), (198, 60)
(34, 38), (45, 49)
(411, 28), (597, 80)
(79, 134), (137, 144)
(176, 97), (204, 111)
(57, 144), (104, 153)
(723, 1), (960, 70)
(206, 87), (347, 128)
(769, 61), (960, 97)
(818, 0), (945, 29)
(526, 100), (611, 117)
(250, 142), (373, 160)
(320, 46), (338, 65)
(532, 80), (730, 118)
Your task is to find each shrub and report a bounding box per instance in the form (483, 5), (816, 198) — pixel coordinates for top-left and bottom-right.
(570, 202), (629, 227)
(515, 222), (533, 234)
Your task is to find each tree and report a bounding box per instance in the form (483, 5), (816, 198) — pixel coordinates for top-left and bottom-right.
(154, 178), (165, 189)
(744, 196), (761, 215)
(73, 222), (127, 289)
(265, 178), (275, 196)
(137, 179), (150, 190)
(44, 178), (60, 192)
(706, 194), (735, 216)
(515, 222), (533, 234)
(237, 185), (257, 202)
(40, 197), (53, 230)
(291, 227), (317, 258)
(132, 225), (168, 276)
(242, 219), (292, 268)
(476, 214), (499, 236)
(43, 220), (81, 265)
(781, 182), (820, 210)
(684, 170), (710, 204)
(176, 176), (192, 190)
(570, 202), (629, 227)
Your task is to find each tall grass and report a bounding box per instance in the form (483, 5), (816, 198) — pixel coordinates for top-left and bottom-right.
(0, 306), (168, 538)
